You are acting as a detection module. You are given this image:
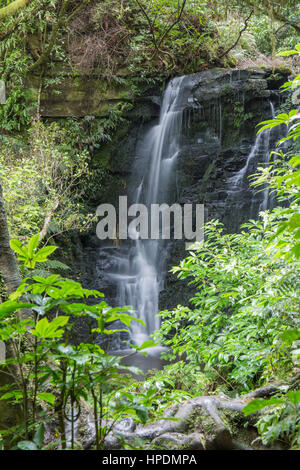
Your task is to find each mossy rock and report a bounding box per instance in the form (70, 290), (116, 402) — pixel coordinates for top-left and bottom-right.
(25, 75), (134, 117)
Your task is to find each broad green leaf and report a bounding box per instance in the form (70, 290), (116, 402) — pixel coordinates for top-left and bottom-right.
(37, 392), (55, 405)
(134, 405), (148, 424)
(27, 234), (40, 258)
(33, 245), (57, 263)
(31, 316), (68, 338)
(276, 50), (298, 56)
(243, 397), (283, 416)
(0, 301), (34, 319)
(9, 239), (27, 257)
(0, 391), (23, 401)
(281, 329), (300, 344)
(33, 423), (45, 447)
(133, 340), (157, 351)
(32, 274), (61, 285)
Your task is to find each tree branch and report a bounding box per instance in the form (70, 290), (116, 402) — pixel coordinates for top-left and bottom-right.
(259, 0), (300, 34)
(133, 0), (158, 51)
(219, 9), (254, 60)
(28, 0), (70, 72)
(134, 0), (187, 59)
(39, 198), (59, 242)
(156, 0), (187, 52)
(66, 0), (89, 24)
(272, 8), (300, 34)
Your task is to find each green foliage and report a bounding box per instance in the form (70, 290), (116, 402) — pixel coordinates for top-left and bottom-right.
(232, 100), (254, 128)
(76, 0), (255, 77)
(155, 216), (299, 391)
(0, 235), (156, 450)
(277, 44), (300, 56)
(0, 0), (298, 131)
(57, 102), (132, 151)
(0, 33), (32, 130)
(10, 234), (57, 268)
(0, 0), (68, 130)
(17, 423), (45, 450)
(247, 15), (299, 56)
(252, 59), (300, 263)
(1, 3), (300, 451)
(144, 360), (213, 397)
(0, 119), (96, 240)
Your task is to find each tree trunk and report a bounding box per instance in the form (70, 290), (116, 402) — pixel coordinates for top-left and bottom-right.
(0, 183), (21, 295)
(0, 183), (22, 439)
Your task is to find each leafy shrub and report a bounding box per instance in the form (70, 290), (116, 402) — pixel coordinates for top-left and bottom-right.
(155, 215), (299, 391)
(0, 235), (155, 449)
(243, 390), (300, 449)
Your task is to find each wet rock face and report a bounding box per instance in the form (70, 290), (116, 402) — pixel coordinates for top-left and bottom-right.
(191, 68), (270, 101)
(79, 68), (288, 316)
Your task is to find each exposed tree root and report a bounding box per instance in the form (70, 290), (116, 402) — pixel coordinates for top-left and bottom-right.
(83, 383), (283, 450)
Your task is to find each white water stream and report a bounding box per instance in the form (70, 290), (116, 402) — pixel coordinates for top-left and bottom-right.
(105, 76), (192, 344)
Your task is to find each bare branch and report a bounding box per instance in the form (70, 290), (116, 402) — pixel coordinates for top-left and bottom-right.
(133, 0), (187, 59)
(39, 198), (60, 242)
(156, 0), (187, 51)
(133, 0), (158, 51)
(218, 9), (254, 60)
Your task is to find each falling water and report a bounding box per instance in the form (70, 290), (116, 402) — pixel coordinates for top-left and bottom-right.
(226, 101), (285, 229)
(101, 76), (192, 345)
(256, 101), (290, 213)
(229, 129), (271, 190)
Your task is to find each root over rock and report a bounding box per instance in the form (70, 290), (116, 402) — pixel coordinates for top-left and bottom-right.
(84, 384), (283, 450)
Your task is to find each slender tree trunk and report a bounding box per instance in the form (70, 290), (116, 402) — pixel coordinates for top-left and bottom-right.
(0, 183), (21, 295)
(28, 0), (70, 72)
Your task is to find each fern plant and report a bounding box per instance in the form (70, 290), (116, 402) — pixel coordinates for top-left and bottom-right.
(24, 259), (71, 279)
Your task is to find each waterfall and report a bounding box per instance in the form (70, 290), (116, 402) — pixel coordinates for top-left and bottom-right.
(93, 71), (289, 348)
(229, 129), (271, 190)
(225, 101), (285, 229)
(225, 126), (271, 230)
(101, 76), (192, 345)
